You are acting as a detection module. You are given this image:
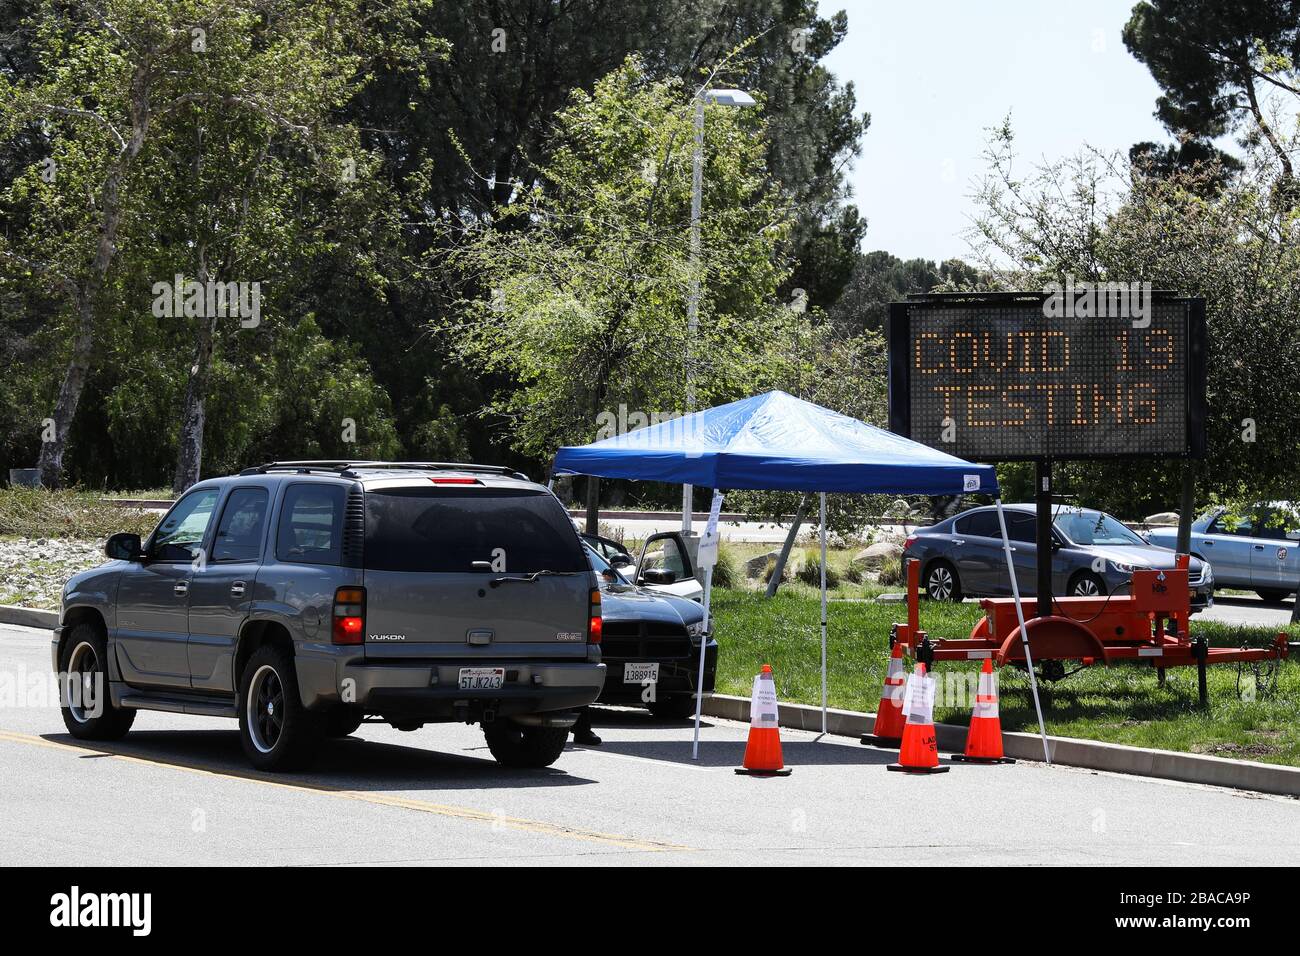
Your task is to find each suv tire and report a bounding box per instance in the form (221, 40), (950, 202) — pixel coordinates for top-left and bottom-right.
(59, 622), (136, 740)
(647, 695), (698, 720)
(482, 720), (569, 768)
(238, 644), (320, 771)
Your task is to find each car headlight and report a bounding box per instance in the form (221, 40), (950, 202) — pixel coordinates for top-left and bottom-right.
(1109, 560), (1146, 574)
(686, 620), (708, 639)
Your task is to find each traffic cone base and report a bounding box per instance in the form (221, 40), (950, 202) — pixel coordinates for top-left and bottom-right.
(950, 754), (1015, 765)
(886, 762), (950, 774)
(860, 734), (901, 747)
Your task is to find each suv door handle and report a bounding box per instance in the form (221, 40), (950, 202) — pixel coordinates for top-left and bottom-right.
(1201, 540), (1214, 546)
(952, 539), (965, 546)
(1253, 545), (1265, 551)
(230, 581), (246, 596)
(173, 581), (189, 596)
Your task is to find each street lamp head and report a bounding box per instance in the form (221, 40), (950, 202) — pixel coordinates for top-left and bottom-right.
(701, 88), (756, 108)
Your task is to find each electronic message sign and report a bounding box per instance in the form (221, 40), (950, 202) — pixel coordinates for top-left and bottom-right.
(887, 292), (1206, 460)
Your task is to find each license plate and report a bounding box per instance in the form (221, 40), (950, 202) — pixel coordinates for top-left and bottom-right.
(623, 662), (660, 684)
(458, 667), (505, 691)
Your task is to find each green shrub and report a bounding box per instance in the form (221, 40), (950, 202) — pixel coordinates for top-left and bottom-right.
(795, 549), (841, 588)
(0, 487), (158, 540)
(709, 545), (741, 589)
(760, 556), (786, 585)
(876, 555), (903, 587)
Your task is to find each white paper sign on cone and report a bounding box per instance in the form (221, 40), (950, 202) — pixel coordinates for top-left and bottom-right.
(900, 666), (936, 724)
(750, 673), (780, 729)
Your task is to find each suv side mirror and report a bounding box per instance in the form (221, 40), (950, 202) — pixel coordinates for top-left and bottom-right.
(610, 554), (633, 569)
(641, 568), (677, 585)
(106, 532), (143, 562)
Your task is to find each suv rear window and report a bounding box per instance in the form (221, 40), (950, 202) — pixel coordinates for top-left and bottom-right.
(364, 489), (585, 573)
(276, 483), (346, 565)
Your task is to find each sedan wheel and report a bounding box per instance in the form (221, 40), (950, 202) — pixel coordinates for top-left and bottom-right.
(925, 562), (961, 601)
(1071, 573), (1105, 597)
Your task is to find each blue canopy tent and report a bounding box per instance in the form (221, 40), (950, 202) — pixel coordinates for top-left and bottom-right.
(553, 390), (1049, 760)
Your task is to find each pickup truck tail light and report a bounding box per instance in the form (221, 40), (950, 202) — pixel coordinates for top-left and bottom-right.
(588, 587), (602, 644)
(333, 587), (365, 645)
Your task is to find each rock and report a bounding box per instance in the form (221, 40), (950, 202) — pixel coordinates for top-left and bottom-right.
(745, 550), (782, 578)
(1144, 512), (1179, 527)
(851, 540), (903, 569)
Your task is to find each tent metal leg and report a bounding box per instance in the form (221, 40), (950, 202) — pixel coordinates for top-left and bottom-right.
(820, 493), (828, 737)
(995, 498), (1052, 765)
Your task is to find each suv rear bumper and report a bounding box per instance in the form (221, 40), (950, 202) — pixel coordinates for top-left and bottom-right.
(297, 650), (605, 721)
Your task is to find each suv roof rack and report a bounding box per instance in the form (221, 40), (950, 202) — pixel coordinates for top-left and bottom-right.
(238, 460), (530, 480)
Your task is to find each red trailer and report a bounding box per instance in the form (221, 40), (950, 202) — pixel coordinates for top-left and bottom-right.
(890, 557), (1291, 705)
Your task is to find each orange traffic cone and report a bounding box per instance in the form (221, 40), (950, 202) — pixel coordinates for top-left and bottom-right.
(887, 663), (950, 774)
(735, 665), (792, 776)
(861, 642), (907, 746)
(951, 658), (1015, 764)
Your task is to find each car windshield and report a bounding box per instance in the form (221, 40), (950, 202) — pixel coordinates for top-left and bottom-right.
(1054, 510), (1145, 546)
(586, 544), (628, 584)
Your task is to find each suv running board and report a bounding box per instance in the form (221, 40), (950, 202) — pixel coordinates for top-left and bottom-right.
(119, 693), (237, 719)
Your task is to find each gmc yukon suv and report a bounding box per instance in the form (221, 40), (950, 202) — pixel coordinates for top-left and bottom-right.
(53, 462), (606, 771)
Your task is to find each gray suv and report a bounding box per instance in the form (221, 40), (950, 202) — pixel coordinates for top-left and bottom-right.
(53, 462), (606, 771)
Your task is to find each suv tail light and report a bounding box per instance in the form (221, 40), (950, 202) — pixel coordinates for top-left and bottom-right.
(429, 477), (480, 485)
(904, 535), (918, 552)
(333, 587), (365, 645)
(588, 587), (602, 644)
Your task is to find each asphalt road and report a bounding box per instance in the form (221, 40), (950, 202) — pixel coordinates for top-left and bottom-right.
(2, 622), (1297, 866)
(1199, 594), (1295, 629)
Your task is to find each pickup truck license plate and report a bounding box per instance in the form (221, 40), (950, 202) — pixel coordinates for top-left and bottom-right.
(623, 662), (660, 684)
(458, 667), (505, 691)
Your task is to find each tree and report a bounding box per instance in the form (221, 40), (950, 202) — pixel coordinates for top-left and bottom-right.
(344, 0), (869, 461)
(0, 0), (438, 489)
(452, 57), (794, 473)
(1124, 0), (1300, 185)
(969, 120), (1300, 519)
(829, 251), (984, 335)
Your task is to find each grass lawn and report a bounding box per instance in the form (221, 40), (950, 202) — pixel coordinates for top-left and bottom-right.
(710, 589), (1300, 767)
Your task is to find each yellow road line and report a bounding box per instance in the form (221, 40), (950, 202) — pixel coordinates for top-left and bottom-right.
(0, 729), (690, 853)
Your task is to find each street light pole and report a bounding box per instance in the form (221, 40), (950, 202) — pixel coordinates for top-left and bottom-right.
(682, 95), (705, 533)
(682, 89), (754, 533)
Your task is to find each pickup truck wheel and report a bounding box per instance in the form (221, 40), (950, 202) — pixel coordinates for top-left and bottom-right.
(238, 645), (320, 771)
(647, 695), (698, 720)
(322, 707), (364, 738)
(59, 623), (135, 740)
(482, 721), (569, 768)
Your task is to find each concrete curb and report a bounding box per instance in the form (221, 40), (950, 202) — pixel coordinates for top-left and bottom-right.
(0, 605), (58, 629)
(702, 693), (1300, 798)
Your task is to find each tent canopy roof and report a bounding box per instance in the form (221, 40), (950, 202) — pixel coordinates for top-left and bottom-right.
(553, 390), (998, 495)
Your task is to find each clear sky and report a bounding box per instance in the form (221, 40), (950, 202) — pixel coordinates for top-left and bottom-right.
(817, 0), (1170, 262)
